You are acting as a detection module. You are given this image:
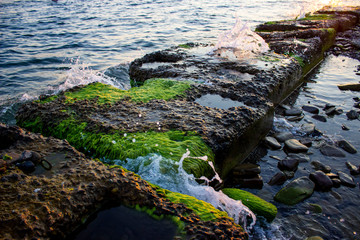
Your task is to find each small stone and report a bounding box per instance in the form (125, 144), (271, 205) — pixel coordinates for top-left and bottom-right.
(238, 174), (263, 189)
(264, 136), (282, 150)
(312, 114), (327, 122)
(337, 83), (360, 91)
(268, 172), (287, 186)
(285, 153), (310, 163)
(308, 203), (322, 214)
(331, 178), (341, 188)
(337, 139), (357, 154)
(326, 173), (339, 179)
(323, 103), (335, 110)
(302, 105), (319, 114)
(309, 171), (333, 191)
(284, 139), (308, 153)
(346, 110), (359, 120)
(334, 108), (343, 115)
(283, 170), (295, 179)
(278, 159), (299, 172)
(338, 171), (356, 188)
(301, 123), (315, 135)
(354, 101), (360, 108)
(311, 161), (331, 173)
(345, 161), (360, 175)
(274, 132), (293, 142)
(232, 163), (261, 177)
(342, 124), (350, 131)
(287, 115), (304, 122)
(274, 176), (315, 205)
(325, 106), (336, 115)
(299, 138), (312, 147)
(284, 108), (303, 116)
(320, 144), (346, 157)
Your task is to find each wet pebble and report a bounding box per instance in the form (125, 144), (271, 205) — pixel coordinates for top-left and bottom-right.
(309, 171), (333, 191)
(337, 139), (357, 154)
(319, 144), (346, 157)
(284, 139), (308, 153)
(338, 171), (356, 188)
(268, 172), (287, 186)
(278, 159), (299, 172)
(285, 153), (310, 163)
(299, 138), (312, 147)
(311, 161), (331, 173)
(345, 161), (360, 175)
(311, 114), (327, 122)
(346, 110), (359, 120)
(341, 124), (350, 130)
(302, 105), (319, 114)
(284, 108), (303, 116)
(331, 178), (342, 188)
(274, 132), (294, 142)
(301, 123), (315, 135)
(264, 136), (281, 150)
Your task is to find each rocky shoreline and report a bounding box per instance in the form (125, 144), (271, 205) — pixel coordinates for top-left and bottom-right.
(1, 5), (360, 240)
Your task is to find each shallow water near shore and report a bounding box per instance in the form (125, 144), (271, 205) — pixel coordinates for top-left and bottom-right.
(240, 55), (360, 239)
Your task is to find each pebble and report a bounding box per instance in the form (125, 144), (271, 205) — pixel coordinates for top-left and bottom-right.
(302, 105), (319, 114)
(264, 136), (282, 150)
(346, 110), (359, 120)
(284, 139), (309, 153)
(311, 161), (331, 173)
(269, 155), (282, 161)
(299, 138), (312, 147)
(309, 171), (333, 191)
(338, 171), (356, 188)
(319, 144), (346, 157)
(323, 103), (335, 110)
(331, 178), (342, 188)
(325, 106), (336, 115)
(337, 139), (357, 154)
(268, 172), (287, 186)
(284, 108), (303, 116)
(285, 153), (310, 163)
(311, 114), (327, 122)
(274, 132), (293, 142)
(345, 161), (360, 175)
(341, 124), (350, 130)
(278, 159), (299, 172)
(301, 123), (315, 135)
(337, 83), (360, 91)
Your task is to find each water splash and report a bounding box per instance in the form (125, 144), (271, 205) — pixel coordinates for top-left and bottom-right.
(214, 19), (269, 59)
(54, 58), (129, 93)
(115, 150), (256, 229)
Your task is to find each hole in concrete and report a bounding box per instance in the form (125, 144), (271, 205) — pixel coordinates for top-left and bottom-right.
(72, 205), (178, 240)
(195, 94), (248, 109)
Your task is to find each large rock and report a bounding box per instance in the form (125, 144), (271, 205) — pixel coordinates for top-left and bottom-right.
(284, 139), (309, 153)
(274, 176), (315, 205)
(222, 188), (277, 222)
(320, 144), (346, 157)
(309, 171), (333, 191)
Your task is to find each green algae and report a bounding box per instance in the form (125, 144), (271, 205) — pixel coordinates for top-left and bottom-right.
(36, 95), (59, 104)
(178, 44), (192, 49)
(222, 188), (277, 222)
(298, 13), (335, 21)
(64, 78), (191, 104)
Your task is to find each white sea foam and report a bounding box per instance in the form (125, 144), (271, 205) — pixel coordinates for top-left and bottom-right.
(214, 18), (269, 58)
(115, 149), (256, 229)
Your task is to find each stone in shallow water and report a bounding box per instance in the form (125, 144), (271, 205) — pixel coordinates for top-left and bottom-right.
(274, 132), (293, 142)
(274, 176), (315, 205)
(284, 139), (308, 153)
(268, 172), (287, 186)
(284, 108), (303, 116)
(278, 159), (299, 172)
(346, 110), (359, 120)
(311, 114), (327, 122)
(264, 136), (281, 150)
(338, 171), (356, 188)
(309, 171), (333, 191)
(301, 123), (316, 135)
(337, 83), (360, 91)
(311, 160), (331, 173)
(299, 138), (312, 147)
(237, 174), (264, 189)
(232, 163), (261, 177)
(320, 144), (346, 157)
(337, 139), (357, 154)
(285, 153), (310, 163)
(345, 161), (360, 175)
(302, 105), (319, 114)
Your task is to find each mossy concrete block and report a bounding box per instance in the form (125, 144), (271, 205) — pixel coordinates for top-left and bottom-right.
(274, 176), (315, 205)
(222, 188), (277, 222)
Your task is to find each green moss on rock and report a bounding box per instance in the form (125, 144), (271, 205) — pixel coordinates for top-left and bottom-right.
(222, 188), (277, 222)
(298, 13), (335, 21)
(64, 78), (192, 104)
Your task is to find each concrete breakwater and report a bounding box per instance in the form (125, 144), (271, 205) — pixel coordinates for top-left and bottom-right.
(3, 5), (360, 239)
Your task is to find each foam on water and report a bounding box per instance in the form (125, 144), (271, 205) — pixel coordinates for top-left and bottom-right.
(114, 149), (257, 229)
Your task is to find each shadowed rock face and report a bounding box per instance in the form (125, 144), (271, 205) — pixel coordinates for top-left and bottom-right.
(0, 123), (247, 240)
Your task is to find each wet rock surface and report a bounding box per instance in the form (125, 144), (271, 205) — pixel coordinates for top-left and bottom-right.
(0, 124), (247, 239)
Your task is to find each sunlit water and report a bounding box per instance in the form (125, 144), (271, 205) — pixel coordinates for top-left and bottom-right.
(1, 0), (360, 239)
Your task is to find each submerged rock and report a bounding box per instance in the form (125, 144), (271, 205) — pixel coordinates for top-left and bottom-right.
(222, 188), (277, 222)
(284, 139), (308, 153)
(320, 144), (346, 157)
(346, 110), (359, 120)
(274, 176), (315, 205)
(309, 171), (333, 191)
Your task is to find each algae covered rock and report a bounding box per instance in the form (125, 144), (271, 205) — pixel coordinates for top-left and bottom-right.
(222, 188), (277, 222)
(274, 176), (315, 205)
